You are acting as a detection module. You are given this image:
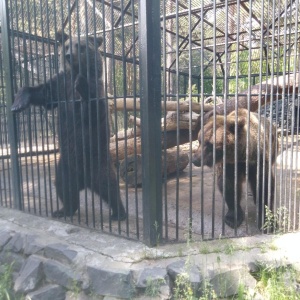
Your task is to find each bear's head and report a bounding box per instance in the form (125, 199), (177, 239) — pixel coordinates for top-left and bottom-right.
(55, 31), (103, 78)
(192, 112), (246, 167)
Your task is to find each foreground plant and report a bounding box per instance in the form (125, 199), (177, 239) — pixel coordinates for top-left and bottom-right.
(0, 263), (15, 300)
(253, 263), (300, 300)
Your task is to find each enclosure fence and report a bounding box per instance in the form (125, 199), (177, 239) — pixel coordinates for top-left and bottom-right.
(0, 0), (300, 246)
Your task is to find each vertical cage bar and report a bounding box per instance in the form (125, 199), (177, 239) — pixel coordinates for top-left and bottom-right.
(199, 0), (204, 239)
(139, 0), (162, 246)
(0, 0), (22, 210)
(211, 0), (217, 239)
(245, 0), (253, 234)
(187, 0), (192, 240)
(175, 0), (180, 241)
(222, 0), (229, 236)
(162, 0), (168, 241)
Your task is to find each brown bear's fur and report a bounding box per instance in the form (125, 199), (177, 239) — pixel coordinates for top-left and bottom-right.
(192, 108), (277, 230)
(11, 31), (126, 221)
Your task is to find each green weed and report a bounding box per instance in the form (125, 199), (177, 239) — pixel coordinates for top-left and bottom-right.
(263, 206), (290, 233)
(173, 272), (195, 299)
(252, 263), (300, 300)
(145, 278), (166, 297)
(0, 263), (20, 300)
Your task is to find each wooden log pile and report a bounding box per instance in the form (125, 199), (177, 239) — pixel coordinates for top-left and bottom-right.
(110, 110), (194, 185)
(109, 73), (299, 185)
(119, 149), (189, 187)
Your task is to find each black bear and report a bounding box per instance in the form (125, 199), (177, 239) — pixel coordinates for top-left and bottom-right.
(11, 31), (126, 221)
(192, 108), (277, 230)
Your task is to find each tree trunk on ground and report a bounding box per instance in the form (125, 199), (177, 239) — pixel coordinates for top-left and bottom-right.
(109, 73), (299, 154)
(119, 149), (189, 186)
(215, 72), (300, 114)
(109, 127), (199, 162)
(109, 73), (299, 115)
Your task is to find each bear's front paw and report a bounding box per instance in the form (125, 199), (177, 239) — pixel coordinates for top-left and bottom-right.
(11, 87), (31, 112)
(75, 74), (89, 99)
(224, 209), (244, 228)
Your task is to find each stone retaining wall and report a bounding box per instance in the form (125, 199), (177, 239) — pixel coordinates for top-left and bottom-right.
(0, 207), (299, 299)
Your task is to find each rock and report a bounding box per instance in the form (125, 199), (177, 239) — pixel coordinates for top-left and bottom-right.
(167, 259), (201, 295)
(23, 235), (44, 255)
(25, 284), (65, 300)
(44, 243), (77, 265)
(43, 259), (82, 289)
(87, 265), (133, 298)
(136, 267), (168, 288)
(0, 230), (12, 250)
(136, 267), (170, 299)
(4, 233), (23, 253)
(65, 291), (91, 300)
(247, 261), (259, 273)
(209, 268), (257, 298)
(14, 255), (44, 293)
(0, 252), (25, 272)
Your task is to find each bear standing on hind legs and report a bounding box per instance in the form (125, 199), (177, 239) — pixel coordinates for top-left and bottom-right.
(192, 108), (277, 230)
(11, 31), (126, 221)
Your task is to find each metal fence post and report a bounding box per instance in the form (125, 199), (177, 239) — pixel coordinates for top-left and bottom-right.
(139, 0), (162, 246)
(0, 0), (22, 210)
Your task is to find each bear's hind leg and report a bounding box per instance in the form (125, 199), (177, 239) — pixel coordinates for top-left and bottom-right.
(217, 164), (245, 228)
(94, 164), (126, 221)
(52, 159), (81, 218)
(249, 163), (275, 231)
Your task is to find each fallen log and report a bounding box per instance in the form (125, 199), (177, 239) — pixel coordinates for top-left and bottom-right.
(109, 73), (299, 154)
(162, 111), (200, 131)
(128, 111), (200, 132)
(108, 73), (299, 115)
(110, 127), (141, 142)
(108, 98), (213, 113)
(110, 136), (142, 162)
(119, 149), (189, 187)
(110, 124), (200, 162)
(215, 72), (300, 115)
(111, 111), (200, 145)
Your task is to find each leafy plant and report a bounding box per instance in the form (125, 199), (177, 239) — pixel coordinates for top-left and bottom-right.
(145, 278), (166, 297)
(223, 242), (235, 255)
(173, 272), (195, 300)
(0, 263), (18, 300)
(198, 280), (217, 300)
(251, 263), (300, 300)
(68, 280), (81, 299)
(263, 206), (289, 233)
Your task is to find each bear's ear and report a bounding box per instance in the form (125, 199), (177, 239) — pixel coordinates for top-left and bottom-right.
(55, 30), (69, 45)
(88, 36), (103, 48)
(226, 116), (234, 133)
(203, 110), (214, 126)
(237, 116), (246, 128)
(228, 115), (246, 133)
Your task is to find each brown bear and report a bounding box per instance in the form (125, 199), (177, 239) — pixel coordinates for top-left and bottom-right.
(11, 31), (126, 221)
(192, 108), (277, 230)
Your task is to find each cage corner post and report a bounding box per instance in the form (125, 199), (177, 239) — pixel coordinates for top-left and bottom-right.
(0, 0), (22, 210)
(139, 0), (162, 247)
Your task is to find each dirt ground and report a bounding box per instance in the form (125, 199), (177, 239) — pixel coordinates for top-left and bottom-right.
(0, 137), (299, 243)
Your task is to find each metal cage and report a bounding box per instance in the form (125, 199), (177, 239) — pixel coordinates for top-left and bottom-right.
(0, 0), (299, 246)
